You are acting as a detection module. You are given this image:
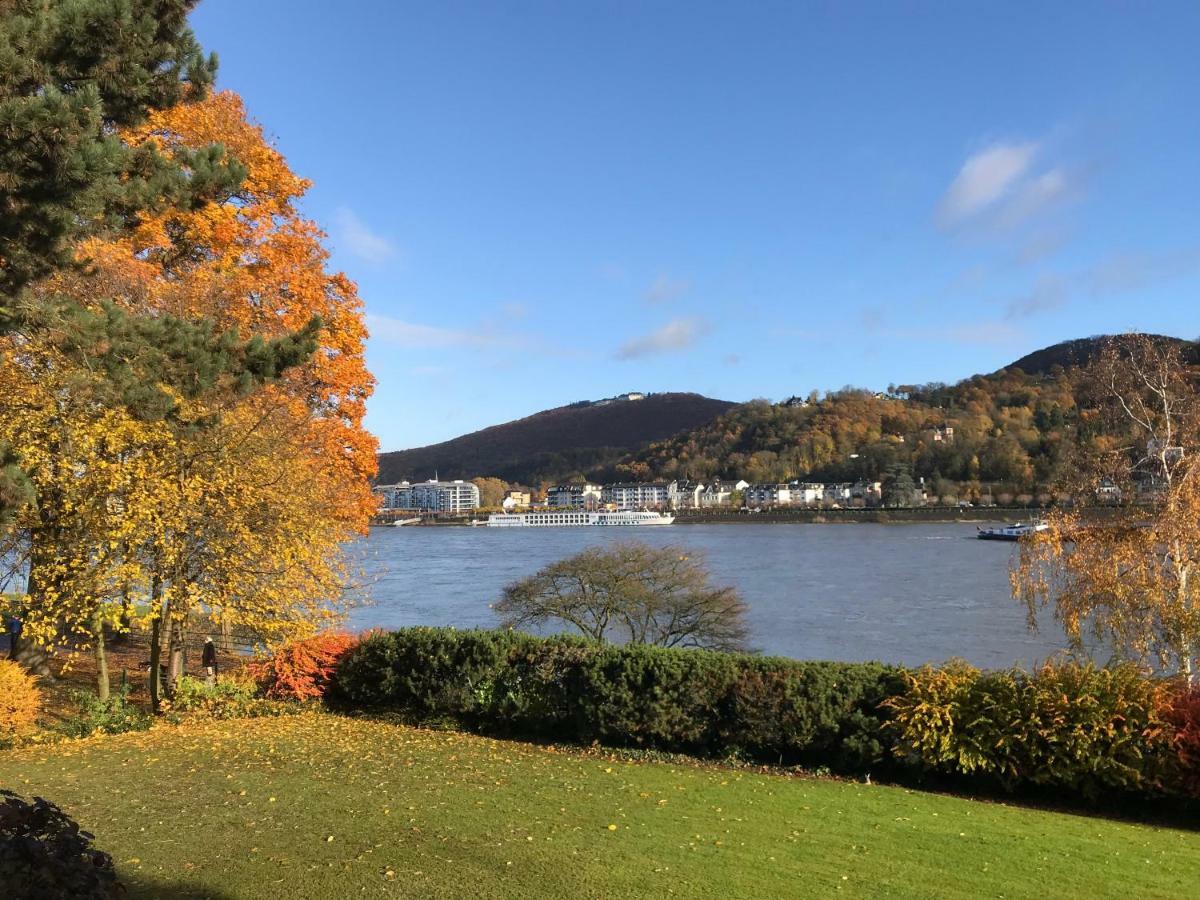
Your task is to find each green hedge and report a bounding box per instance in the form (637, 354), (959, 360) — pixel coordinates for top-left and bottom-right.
(326, 628), (1197, 804)
(327, 628), (904, 772)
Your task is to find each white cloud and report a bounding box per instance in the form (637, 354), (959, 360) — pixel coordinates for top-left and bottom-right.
(616, 317), (710, 360)
(937, 141), (1038, 227)
(335, 207), (396, 263)
(645, 274), (691, 304)
(366, 313), (496, 348)
(995, 168), (1070, 228)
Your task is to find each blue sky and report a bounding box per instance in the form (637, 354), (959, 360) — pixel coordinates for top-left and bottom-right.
(191, 1), (1200, 451)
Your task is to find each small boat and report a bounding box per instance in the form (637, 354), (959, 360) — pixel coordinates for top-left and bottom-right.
(976, 521), (1049, 541)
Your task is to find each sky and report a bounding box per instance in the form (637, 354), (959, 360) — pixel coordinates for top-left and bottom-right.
(190, 1), (1200, 452)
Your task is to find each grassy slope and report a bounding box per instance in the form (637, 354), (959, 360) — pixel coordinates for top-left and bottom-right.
(1, 714), (1197, 900)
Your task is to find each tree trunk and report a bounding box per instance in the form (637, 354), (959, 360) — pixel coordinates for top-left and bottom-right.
(166, 616), (185, 697)
(94, 614), (109, 701)
(10, 633), (52, 676)
(148, 576), (163, 714)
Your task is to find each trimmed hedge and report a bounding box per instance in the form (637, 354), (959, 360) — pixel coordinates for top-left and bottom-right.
(327, 628), (904, 772)
(885, 660), (1175, 799)
(328, 628), (1200, 805)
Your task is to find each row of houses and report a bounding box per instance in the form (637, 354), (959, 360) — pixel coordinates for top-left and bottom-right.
(373, 477), (889, 515)
(544, 479), (884, 511)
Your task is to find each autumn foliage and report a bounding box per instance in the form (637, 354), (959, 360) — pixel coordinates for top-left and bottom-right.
(0, 659), (42, 740)
(1160, 683), (1200, 798)
(0, 90), (376, 674)
(252, 633), (360, 701)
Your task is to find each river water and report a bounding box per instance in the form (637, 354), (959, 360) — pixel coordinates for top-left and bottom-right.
(347, 522), (1092, 669)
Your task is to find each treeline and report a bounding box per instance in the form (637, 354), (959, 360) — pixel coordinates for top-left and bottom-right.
(612, 353), (1160, 493)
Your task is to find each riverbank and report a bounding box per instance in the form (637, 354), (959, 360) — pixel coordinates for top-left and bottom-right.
(370, 505), (1077, 527)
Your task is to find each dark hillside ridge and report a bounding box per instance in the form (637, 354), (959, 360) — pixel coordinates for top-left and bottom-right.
(1000, 334), (1195, 377)
(376, 392), (736, 485)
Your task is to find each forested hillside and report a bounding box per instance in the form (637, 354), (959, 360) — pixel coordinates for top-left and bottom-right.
(614, 335), (1194, 493)
(376, 392), (735, 485)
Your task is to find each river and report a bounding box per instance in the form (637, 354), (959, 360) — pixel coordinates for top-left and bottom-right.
(347, 522), (1092, 669)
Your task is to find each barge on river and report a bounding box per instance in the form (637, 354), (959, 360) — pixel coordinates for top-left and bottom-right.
(486, 510), (675, 527)
(976, 521), (1049, 541)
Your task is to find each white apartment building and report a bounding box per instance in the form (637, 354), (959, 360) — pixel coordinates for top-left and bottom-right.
(697, 479), (749, 508)
(667, 480), (703, 509)
(788, 482), (826, 506)
(546, 484), (602, 509)
(603, 482), (669, 510)
(744, 483), (792, 507)
(393, 479), (480, 513)
(823, 483), (853, 505)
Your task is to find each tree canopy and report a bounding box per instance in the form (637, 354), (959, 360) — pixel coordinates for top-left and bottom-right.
(495, 542), (750, 652)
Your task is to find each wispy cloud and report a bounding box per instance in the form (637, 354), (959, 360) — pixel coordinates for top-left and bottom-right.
(616, 317), (710, 360)
(1004, 274), (1069, 319)
(944, 321), (1028, 346)
(1083, 245), (1200, 297)
(936, 138), (1080, 237)
(937, 141), (1038, 228)
(335, 207), (396, 263)
(998, 244), (1200, 320)
(995, 167), (1072, 228)
(366, 313), (497, 348)
(645, 274), (691, 304)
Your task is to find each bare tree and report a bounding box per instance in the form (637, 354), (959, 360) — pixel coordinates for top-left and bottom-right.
(1014, 334), (1200, 681)
(494, 541), (751, 652)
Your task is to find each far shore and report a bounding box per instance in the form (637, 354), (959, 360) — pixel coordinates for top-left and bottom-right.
(371, 505), (1120, 527)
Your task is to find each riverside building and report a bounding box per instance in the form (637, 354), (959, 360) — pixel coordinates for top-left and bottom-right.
(392, 479), (480, 513)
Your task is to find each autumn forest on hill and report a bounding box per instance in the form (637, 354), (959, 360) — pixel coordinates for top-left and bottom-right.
(381, 333), (1199, 497)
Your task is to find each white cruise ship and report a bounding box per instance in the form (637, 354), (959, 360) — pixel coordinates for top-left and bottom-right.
(487, 510), (675, 527)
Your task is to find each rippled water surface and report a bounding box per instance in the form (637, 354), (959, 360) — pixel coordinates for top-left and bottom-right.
(348, 522), (1086, 668)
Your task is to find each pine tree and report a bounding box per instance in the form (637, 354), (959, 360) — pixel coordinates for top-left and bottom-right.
(0, 1), (318, 525)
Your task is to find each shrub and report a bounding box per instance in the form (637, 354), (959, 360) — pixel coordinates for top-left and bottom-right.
(886, 659), (1173, 798)
(327, 627), (904, 771)
(0, 790), (121, 899)
(171, 673), (295, 720)
(252, 632), (359, 701)
(60, 687), (152, 739)
(1159, 681), (1200, 798)
(0, 659), (42, 742)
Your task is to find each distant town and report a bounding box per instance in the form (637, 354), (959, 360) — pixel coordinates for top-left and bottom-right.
(376, 476), (919, 517)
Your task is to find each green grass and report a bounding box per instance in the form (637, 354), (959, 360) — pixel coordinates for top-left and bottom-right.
(1, 713), (1197, 899)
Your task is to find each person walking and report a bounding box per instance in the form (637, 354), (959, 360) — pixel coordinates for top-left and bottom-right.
(201, 636), (218, 687)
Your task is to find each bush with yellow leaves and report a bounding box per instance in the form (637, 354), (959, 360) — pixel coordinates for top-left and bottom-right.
(0, 658), (42, 741)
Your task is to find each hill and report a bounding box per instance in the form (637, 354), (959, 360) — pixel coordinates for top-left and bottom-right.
(614, 333), (1194, 493)
(1001, 333), (1195, 376)
(376, 392), (736, 485)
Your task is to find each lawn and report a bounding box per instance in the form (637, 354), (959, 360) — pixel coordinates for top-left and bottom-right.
(1, 713), (1197, 899)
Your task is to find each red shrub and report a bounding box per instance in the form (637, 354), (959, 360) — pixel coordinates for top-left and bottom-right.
(251, 632), (359, 701)
(1160, 682), (1200, 797)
